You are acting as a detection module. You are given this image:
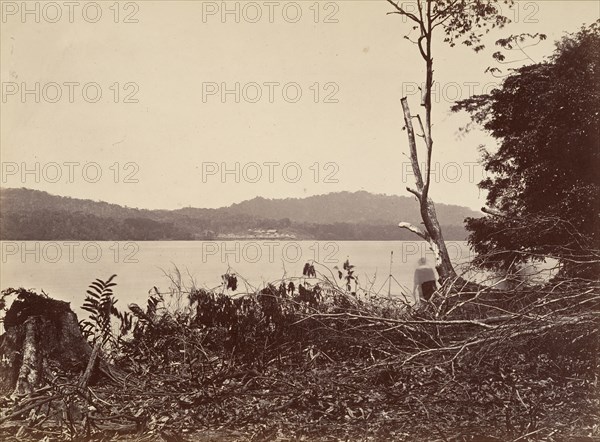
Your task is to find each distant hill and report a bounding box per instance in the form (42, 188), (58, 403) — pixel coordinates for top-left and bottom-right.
(0, 188), (480, 240)
(221, 191), (476, 226)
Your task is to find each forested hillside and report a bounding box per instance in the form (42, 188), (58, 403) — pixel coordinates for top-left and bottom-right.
(0, 188), (478, 240)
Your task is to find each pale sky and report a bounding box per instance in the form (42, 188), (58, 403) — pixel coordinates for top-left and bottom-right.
(1, 0), (598, 210)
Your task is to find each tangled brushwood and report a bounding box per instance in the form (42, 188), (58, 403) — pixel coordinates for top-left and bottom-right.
(0, 259), (598, 441)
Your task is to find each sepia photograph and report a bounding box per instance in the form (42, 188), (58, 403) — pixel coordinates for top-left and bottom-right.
(0, 0), (599, 440)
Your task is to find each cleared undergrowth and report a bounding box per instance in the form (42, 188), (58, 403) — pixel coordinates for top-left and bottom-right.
(1, 260), (598, 441)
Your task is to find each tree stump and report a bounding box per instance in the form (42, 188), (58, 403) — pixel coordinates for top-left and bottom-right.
(0, 290), (94, 397)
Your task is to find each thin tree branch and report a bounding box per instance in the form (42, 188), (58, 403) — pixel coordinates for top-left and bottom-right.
(401, 98), (424, 191)
(398, 222), (430, 241)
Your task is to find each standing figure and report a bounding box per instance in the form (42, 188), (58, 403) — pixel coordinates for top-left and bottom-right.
(413, 257), (438, 304)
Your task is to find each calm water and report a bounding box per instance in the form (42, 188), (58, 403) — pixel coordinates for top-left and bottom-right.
(1, 240), (473, 313)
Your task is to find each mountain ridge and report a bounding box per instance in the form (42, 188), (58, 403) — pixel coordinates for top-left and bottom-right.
(0, 187), (480, 240)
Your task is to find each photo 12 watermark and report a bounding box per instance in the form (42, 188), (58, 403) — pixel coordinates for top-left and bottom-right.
(1, 1), (140, 24)
(200, 1), (339, 24)
(1, 241), (140, 264)
(201, 241), (340, 265)
(201, 161), (339, 184)
(1, 162), (140, 185)
(401, 81), (501, 105)
(201, 82), (339, 104)
(394, 1), (539, 25)
(401, 161), (488, 185)
(398, 241), (473, 264)
(1, 82), (140, 104)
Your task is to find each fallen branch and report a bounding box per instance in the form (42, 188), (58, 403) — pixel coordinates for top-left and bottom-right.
(0, 395), (60, 425)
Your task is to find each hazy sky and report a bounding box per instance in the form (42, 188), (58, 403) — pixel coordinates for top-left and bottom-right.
(1, 0), (598, 210)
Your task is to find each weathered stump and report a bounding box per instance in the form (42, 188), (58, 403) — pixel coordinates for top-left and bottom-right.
(0, 290), (94, 397)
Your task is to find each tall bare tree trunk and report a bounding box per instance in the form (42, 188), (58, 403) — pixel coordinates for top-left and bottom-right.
(391, 0), (457, 282)
(385, 0), (515, 283)
(399, 97), (457, 282)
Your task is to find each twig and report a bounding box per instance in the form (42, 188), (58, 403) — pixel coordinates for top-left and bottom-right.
(511, 427), (547, 442)
(0, 395), (59, 424)
(79, 339), (102, 390)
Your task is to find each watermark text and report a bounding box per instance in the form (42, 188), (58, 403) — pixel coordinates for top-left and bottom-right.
(2, 241), (140, 264)
(2, 82), (140, 104)
(1, 162), (140, 184)
(201, 1), (339, 24)
(1, 1), (140, 24)
(201, 161), (339, 184)
(202, 82), (339, 104)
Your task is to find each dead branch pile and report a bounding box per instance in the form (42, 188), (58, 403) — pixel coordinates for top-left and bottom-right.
(1, 267), (598, 441)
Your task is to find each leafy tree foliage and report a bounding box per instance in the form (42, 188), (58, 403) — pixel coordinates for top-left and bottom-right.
(454, 22), (600, 276)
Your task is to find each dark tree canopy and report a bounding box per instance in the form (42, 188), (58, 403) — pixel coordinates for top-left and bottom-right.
(453, 21), (600, 276)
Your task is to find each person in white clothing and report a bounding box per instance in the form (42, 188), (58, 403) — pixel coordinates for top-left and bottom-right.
(413, 257), (438, 304)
